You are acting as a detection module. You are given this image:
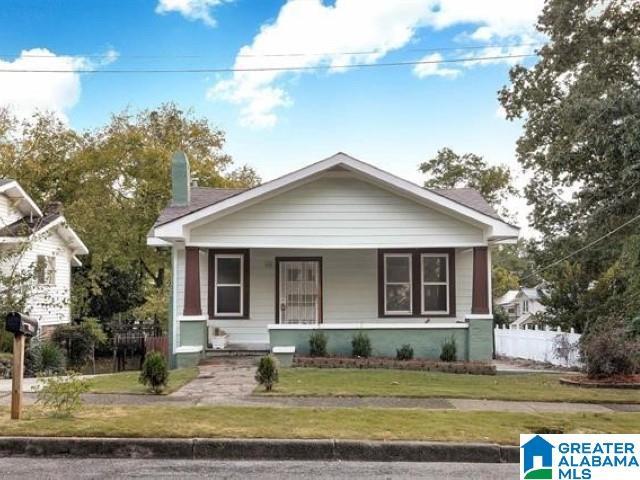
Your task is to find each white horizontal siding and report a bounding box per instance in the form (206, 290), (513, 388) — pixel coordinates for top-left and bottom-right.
(189, 177), (484, 247)
(0, 231), (73, 326)
(176, 247), (475, 346)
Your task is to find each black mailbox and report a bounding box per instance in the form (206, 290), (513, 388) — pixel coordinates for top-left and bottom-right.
(5, 312), (38, 337)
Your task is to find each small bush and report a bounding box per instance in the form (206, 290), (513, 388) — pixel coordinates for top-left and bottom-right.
(396, 344), (414, 361)
(255, 355), (279, 391)
(351, 332), (372, 358)
(26, 340), (66, 376)
(36, 372), (89, 418)
(580, 321), (640, 378)
(139, 351), (169, 394)
(309, 331), (328, 357)
(440, 336), (457, 362)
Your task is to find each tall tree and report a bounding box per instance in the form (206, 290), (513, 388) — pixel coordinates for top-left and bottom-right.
(0, 104), (259, 323)
(499, 0), (640, 332)
(419, 147), (517, 217)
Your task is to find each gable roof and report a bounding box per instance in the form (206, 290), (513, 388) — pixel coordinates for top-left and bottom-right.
(155, 185), (501, 227)
(154, 187), (246, 227)
(0, 179), (43, 217)
(431, 188), (501, 220)
(0, 212), (63, 236)
(151, 152), (520, 242)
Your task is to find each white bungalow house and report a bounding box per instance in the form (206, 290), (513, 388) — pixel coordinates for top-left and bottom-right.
(496, 287), (546, 327)
(0, 180), (88, 335)
(148, 152), (520, 367)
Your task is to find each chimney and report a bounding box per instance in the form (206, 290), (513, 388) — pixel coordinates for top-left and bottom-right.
(171, 151), (191, 207)
(44, 201), (63, 216)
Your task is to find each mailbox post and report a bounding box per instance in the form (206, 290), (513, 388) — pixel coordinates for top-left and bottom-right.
(5, 312), (38, 420)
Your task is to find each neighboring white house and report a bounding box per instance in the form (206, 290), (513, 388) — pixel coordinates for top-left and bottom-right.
(0, 179), (88, 334)
(148, 152), (520, 367)
(495, 286), (546, 327)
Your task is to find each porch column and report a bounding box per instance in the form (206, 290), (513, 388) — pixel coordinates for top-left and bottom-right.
(471, 247), (490, 314)
(183, 247), (202, 316)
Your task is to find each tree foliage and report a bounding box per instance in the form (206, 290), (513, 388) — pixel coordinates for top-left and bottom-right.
(0, 104), (259, 323)
(499, 0), (640, 332)
(420, 147), (517, 217)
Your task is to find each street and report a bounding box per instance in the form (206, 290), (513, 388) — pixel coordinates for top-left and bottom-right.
(0, 458), (518, 479)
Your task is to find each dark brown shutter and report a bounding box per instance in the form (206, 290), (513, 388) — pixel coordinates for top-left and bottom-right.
(471, 247), (490, 314)
(183, 247), (202, 316)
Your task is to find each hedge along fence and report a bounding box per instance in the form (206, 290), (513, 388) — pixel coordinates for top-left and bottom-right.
(294, 356), (496, 375)
(269, 318), (494, 362)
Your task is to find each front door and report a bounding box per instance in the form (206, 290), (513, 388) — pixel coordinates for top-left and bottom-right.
(277, 259), (322, 324)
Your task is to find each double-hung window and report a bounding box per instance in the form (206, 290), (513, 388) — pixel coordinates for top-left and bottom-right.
(383, 253), (412, 315)
(379, 249), (454, 317)
(214, 254), (244, 317)
(421, 253), (449, 314)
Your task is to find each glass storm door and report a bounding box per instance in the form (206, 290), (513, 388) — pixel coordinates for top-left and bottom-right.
(278, 260), (321, 324)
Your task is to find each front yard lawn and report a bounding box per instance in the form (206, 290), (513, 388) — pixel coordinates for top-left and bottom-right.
(1, 405), (638, 445)
(259, 368), (640, 404)
(86, 367), (198, 395)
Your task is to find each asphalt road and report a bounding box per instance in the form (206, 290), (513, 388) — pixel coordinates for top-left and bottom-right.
(0, 458), (518, 479)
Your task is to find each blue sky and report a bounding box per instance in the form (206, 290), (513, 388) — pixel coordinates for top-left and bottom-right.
(0, 0), (545, 233)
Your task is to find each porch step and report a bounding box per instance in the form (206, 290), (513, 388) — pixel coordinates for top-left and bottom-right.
(204, 349), (269, 358)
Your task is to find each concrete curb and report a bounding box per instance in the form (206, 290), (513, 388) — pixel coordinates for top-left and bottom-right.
(0, 437), (519, 463)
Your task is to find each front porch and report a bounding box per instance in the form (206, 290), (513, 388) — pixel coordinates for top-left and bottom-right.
(172, 246), (493, 366)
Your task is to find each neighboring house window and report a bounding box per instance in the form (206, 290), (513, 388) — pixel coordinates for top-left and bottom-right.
(383, 253), (412, 315)
(378, 249), (455, 317)
(214, 254), (244, 316)
(421, 253), (449, 314)
(523, 299), (529, 313)
(209, 250), (249, 318)
(36, 255), (56, 285)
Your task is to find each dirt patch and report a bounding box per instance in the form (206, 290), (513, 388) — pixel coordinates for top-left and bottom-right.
(560, 374), (640, 389)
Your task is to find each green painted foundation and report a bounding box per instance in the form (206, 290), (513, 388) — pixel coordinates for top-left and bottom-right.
(269, 320), (494, 362)
(175, 352), (202, 368)
(180, 321), (207, 348)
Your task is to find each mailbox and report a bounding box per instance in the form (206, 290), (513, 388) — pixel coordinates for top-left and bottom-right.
(5, 312), (38, 337)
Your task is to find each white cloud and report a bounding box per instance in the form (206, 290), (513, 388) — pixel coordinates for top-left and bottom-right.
(155, 0), (229, 27)
(413, 53), (460, 79)
(0, 48), (118, 123)
(210, 0), (545, 128)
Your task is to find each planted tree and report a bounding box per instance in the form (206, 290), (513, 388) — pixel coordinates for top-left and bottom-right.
(255, 355), (279, 392)
(139, 351), (169, 394)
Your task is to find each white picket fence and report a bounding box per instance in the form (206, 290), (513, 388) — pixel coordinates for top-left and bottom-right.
(494, 324), (582, 367)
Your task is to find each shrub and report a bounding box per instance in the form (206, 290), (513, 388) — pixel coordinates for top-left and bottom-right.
(580, 318), (640, 378)
(309, 331), (328, 357)
(0, 329), (12, 354)
(396, 344), (414, 361)
(52, 319), (106, 370)
(139, 351), (169, 394)
(440, 336), (457, 362)
(351, 332), (372, 358)
(255, 355), (279, 391)
(26, 340), (65, 376)
(35, 371), (89, 418)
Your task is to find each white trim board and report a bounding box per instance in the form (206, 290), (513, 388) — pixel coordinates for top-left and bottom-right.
(268, 322), (469, 330)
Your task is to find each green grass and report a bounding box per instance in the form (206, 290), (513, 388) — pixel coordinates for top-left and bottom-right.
(1, 405), (638, 445)
(0, 352), (11, 362)
(86, 367), (198, 395)
(259, 368), (640, 404)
